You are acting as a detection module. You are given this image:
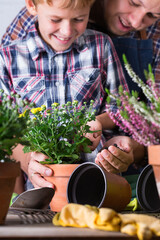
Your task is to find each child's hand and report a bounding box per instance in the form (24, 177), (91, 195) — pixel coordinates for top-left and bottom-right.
(85, 119), (102, 151)
(28, 152), (54, 189)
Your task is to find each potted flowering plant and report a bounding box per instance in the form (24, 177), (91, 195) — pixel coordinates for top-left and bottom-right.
(106, 54), (160, 146)
(106, 54), (160, 199)
(23, 100), (96, 163)
(0, 89), (31, 224)
(23, 100), (97, 211)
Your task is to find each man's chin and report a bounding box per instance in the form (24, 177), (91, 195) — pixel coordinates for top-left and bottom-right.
(113, 28), (132, 36)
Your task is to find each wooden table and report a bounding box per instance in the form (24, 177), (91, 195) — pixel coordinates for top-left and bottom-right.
(0, 210), (159, 240)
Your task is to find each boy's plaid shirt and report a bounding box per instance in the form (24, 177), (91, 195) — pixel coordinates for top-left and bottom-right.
(0, 22), (127, 111)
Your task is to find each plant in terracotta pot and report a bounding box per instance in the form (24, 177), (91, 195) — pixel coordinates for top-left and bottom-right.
(106, 54), (160, 197)
(0, 89), (32, 224)
(23, 100), (97, 211)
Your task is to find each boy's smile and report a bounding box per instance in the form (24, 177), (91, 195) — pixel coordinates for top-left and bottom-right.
(31, 0), (90, 52)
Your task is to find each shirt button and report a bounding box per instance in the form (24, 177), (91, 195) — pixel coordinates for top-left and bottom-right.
(55, 82), (59, 86)
(54, 57), (58, 62)
(27, 86), (31, 90)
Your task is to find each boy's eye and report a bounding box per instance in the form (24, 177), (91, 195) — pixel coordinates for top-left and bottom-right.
(147, 12), (158, 19)
(129, 0), (140, 7)
(73, 18), (84, 22)
(51, 19), (61, 23)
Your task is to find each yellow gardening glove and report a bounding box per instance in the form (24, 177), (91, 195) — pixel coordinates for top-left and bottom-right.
(150, 221), (160, 236)
(53, 203), (99, 229)
(119, 213), (160, 240)
(53, 203), (120, 231)
(53, 203), (160, 240)
(120, 220), (152, 240)
(95, 208), (121, 231)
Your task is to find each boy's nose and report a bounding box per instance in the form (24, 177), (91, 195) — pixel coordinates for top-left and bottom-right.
(128, 9), (145, 29)
(60, 21), (73, 37)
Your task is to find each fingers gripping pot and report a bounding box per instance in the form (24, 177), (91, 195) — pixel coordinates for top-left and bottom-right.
(67, 162), (132, 212)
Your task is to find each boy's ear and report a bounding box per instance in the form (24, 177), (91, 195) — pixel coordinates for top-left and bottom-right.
(25, 0), (37, 16)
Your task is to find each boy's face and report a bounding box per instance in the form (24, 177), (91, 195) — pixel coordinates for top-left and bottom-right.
(31, 0), (90, 52)
(103, 0), (160, 36)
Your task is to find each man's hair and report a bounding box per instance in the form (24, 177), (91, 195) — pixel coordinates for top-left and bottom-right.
(32, 0), (95, 8)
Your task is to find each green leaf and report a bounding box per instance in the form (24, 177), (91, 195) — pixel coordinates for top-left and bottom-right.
(106, 96), (111, 104)
(116, 98), (121, 106)
(105, 88), (110, 94)
(131, 90), (138, 98)
(120, 110), (129, 119)
(118, 85), (123, 94)
(122, 54), (128, 64)
(23, 146), (32, 153)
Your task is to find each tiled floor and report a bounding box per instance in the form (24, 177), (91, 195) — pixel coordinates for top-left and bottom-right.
(0, 0), (25, 40)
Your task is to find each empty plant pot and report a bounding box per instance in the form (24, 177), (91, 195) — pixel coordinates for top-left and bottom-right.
(67, 162), (131, 212)
(136, 164), (160, 212)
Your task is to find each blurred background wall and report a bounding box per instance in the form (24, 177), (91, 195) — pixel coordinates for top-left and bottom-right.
(0, 0), (25, 40)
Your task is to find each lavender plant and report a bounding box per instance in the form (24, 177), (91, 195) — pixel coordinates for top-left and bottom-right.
(106, 54), (160, 146)
(23, 100), (97, 164)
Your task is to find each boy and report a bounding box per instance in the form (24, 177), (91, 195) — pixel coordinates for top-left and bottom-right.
(0, 0), (129, 189)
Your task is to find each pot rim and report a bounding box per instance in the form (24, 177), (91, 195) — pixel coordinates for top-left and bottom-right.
(67, 162), (107, 207)
(136, 164), (160, 212)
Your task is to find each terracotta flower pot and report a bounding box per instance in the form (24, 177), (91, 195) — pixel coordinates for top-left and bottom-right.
(148, 145), (160, 165)
(67, 162), (132, 212)
(0, 162), (20, 224)
(148, 145), (160, 199)
(45, 164), (79, 212)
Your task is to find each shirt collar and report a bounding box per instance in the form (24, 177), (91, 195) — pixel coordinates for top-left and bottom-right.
(73, 33), (89, 52)
(26, 23), (89, 60)
(26, 23), (47, 61)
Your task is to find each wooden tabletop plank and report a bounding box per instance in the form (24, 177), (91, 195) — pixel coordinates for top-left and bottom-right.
(0, 214), (139, 239)
(0, 213), (159, 240)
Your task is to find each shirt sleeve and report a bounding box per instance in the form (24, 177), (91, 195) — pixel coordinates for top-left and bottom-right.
(1, 7), (36, 46)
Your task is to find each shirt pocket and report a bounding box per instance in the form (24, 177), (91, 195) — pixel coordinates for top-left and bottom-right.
(67, 68), (104, 108)
(12, 75), (46, 107)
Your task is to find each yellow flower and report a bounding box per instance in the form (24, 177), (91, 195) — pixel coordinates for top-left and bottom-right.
(31, 107), (42, 114)
(19, 113), (23, 118)
(19, 109), (27, 118)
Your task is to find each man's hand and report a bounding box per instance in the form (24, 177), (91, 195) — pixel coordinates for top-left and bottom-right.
(95, 136), (134, 173)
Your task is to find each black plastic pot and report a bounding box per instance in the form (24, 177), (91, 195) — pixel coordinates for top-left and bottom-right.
(67, 162), (131, 212)
(136, 164), (160, 212)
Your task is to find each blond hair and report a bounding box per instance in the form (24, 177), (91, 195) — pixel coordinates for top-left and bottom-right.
(32, 0), (95, 8)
